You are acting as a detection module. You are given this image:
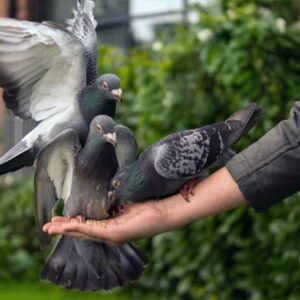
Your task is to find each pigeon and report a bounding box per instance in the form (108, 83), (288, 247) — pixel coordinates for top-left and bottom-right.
(115, 125), (138, 168)
(34, 115), (148, 291)
(35, 117), (138, 247)
(0, 0), (122, 175)
(108, 103), (262, 203)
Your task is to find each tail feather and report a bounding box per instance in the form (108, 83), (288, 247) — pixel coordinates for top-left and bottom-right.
(226, 103), (263, 146)
(0, 140), (34, 175)
(41, 236), (148, 291)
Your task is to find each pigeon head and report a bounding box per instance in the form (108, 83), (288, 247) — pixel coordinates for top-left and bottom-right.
(108, 166), (131, 204)
(79, 74), (121, 122)
(96, 74), (122, 103)
(108, 161), (145, 204)
(78, 115), (117, 176)
(89, 115), (117, 146)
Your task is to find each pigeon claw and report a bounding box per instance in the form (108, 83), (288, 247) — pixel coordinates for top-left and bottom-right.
(75, 215), (86, 223)
(180, 179), (199, 202)
(109, 205), (125, 218)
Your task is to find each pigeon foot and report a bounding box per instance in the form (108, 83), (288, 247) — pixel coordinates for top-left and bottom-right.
(74, 215), (86, 223)
(180, 179), (200, 202)
(109, 205), (125, 217)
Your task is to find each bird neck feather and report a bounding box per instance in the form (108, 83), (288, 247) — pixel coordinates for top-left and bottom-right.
(79, 86), (116, 124)
(125, 162), (150, 202)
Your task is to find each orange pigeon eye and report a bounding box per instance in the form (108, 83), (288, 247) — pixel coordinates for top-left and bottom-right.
(101, 81), (109, 91)
(96, 124), (103, 133)
(112, 180), (120, 189)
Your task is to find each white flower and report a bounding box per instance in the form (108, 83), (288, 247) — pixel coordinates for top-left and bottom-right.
(197, 28), (213, 42)
(227, 9), (236, 20)
(276, 18), (286, 33)
(259, 7), (272, 19)
(152, 41), (163, 52)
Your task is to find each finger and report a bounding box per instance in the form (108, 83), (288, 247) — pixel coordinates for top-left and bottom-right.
(43, 218), (77, 232)
(46, 223), (110, 242)
(49, 221), (119, 242)
(47, 225), (95, 241)
(51, 216), (72, 223)
(42, 223), (52, 232)
(48, 227), (120, 246)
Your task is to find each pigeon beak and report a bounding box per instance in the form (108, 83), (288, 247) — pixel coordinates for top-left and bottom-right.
(104, 132), (117, 147)
(111, 88), (123, 103)
(108, 191), (115, 202)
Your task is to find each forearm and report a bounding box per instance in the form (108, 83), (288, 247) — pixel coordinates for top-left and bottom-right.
(44, 167), (246, 243)
(227, 101), (300, 211)
(158, 167), (246, 231)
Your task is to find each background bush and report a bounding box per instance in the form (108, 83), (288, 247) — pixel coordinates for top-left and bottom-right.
(1, 0), (300, 299)
(0, 180), (43, 281)
(104, 1), (300, 299)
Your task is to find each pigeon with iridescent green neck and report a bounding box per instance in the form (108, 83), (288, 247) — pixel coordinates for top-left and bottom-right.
(108, 103), (262, 203)
(35, 115), (147, 291)
(0, 0), (122, 175)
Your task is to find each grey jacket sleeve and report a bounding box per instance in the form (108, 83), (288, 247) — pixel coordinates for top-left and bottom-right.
(226, 102), (300, 211)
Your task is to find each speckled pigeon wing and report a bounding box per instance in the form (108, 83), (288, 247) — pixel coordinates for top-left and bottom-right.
(153, 123), (234, 180)
(0, 18), (86, 121)
(66, 0), (98, 85)
(34, 129), (81, 247)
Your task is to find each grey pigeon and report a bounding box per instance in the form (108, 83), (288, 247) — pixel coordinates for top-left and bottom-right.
(115, 125), (138, 168)
(35, 117), (138, 247)
(108, 103), (262, 203)
(34, 115), (148, 291)
(0, 0), (122, 175)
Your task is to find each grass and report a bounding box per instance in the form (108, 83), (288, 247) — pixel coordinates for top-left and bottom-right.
(0, 281), (135, 300)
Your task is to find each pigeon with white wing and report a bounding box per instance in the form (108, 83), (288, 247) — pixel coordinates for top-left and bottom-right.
(0, 0), (122, 175)
(34, 116), (147, 291)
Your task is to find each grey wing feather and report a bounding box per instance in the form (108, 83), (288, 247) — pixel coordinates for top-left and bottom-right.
(154, 130), (214, 179)
(207, 148), (236, 174)
(115, 125), (138, 168)
(153, 103), (262, 180)
(34, 129), (81, 247)
(0, 18), (86, 121)
(34, 167), (57, 248)
(153, 125), (232, 180)
(66, 0), (98, 85)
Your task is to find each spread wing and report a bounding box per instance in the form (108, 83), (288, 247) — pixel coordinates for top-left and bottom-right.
(153, 123), (236, 180)
(66, 0), (98, 85)
(0, 18), (86, 121)
(34, 129), (81, 247)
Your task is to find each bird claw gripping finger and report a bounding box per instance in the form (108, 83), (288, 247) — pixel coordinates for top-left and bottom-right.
(109, 204), (125, 217)
(180, 179), (200, 202)
(75, 215), (86, 223)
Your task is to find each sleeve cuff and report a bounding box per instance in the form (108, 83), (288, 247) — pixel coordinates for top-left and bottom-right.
(226, 153), (275, 212)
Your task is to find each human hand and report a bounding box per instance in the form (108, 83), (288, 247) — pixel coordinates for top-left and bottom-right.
(43, 168), (246, 245)
(43, 200), (171, 245)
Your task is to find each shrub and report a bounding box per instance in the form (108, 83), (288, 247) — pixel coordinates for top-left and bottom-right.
(0, 180), (43, 281)
(98, 1), (300, 299)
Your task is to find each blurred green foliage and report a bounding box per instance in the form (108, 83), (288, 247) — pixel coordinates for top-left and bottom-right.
(1, 0), (300, 299)
(98, 0), (300, 299)
(100, 1), (300, 151)
(0, 281), (143, 300)
(0, 180), (43, 281)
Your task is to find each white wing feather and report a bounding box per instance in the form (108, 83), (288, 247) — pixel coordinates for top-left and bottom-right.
(0, 18), (86, 121)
